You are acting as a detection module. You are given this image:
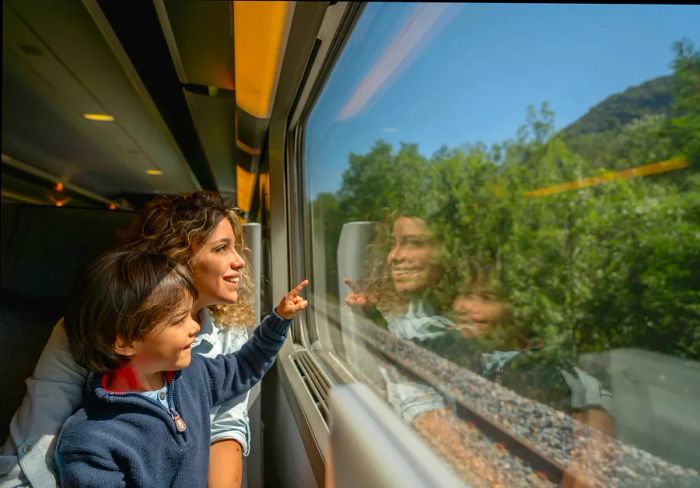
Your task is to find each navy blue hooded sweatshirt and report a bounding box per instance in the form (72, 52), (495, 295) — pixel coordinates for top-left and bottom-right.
(56, 312), (291, 487)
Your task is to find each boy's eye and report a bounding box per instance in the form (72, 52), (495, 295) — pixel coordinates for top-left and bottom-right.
(172, 314), (188, 325)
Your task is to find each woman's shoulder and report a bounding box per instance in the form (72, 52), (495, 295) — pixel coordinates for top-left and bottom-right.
(33, 318), (88, 380)
(197, 307), (248, 354)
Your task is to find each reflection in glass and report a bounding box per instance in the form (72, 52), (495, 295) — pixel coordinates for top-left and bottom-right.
(304, 3), (700, 486)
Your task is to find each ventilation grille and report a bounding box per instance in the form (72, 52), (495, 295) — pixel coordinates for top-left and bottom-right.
(291, 351), (331, 423)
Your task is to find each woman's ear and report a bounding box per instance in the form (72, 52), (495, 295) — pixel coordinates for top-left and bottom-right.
(114, 336), (137, 357)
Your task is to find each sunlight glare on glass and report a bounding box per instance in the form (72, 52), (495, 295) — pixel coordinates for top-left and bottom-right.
(337, 3), (457, 121)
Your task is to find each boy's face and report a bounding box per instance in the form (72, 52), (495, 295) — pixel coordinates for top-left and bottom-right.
(128, 297), (201, 374)
(452, 292), (506, 339)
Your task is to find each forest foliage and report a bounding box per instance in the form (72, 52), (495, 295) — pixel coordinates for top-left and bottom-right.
(310, 40), (700, 360)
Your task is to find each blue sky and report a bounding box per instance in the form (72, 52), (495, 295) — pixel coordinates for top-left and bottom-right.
(305, 3), (700, 198)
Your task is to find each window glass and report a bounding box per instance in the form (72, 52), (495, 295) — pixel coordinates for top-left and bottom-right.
(304, 3), (700, 485)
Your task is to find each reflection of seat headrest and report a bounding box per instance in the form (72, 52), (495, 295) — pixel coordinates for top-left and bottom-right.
(337, 221), (376, 299)
(1, 204), (135, 305)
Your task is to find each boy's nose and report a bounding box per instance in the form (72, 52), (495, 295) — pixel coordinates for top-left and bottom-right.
(189, 316), (201, 335)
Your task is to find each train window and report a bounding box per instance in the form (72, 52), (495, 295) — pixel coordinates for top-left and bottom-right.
(301, 3), (700, 486)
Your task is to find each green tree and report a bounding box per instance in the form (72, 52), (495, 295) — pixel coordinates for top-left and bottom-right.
(314, 40), (700, 360)
(666, 38), (700, 174)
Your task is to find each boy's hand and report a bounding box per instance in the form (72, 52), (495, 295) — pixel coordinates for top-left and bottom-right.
(342, 278), (375, 309)
(275, 280), (309, 320)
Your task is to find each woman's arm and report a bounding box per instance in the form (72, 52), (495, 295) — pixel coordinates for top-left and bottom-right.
(209, 392), (251, 454)
(208, 440), (244, 488)
(0, 319), (87, 487)
(203, 322), (251, 488)
(198, 316), (252, 456)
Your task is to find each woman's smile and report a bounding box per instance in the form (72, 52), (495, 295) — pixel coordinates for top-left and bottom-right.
(223, 274), (241, 288)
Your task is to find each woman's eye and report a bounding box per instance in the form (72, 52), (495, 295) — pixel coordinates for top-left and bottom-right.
(405, 238), (429, 248)
(214, 245), (227, 253)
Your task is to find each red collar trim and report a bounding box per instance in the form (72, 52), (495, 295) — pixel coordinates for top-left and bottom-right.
(101, 368), (175, 392)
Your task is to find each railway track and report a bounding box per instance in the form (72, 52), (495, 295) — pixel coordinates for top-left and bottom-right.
(361, 339), (574, 486)
(324, 306), (700, 487)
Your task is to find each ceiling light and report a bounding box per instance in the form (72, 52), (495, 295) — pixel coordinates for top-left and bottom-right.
(83, 113), (115, 122)
(146, 169), (163, 175)
(53, 181), (64, 192)
(49, 195), (71, 207)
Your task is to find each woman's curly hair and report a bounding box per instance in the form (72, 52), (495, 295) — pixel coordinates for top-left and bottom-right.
(118, 191), (255, 327)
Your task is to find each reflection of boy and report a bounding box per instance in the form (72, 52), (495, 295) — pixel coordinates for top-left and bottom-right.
(56, 251), (307, 486)
(423, 327), (614, 424)
(425, 280), (614, 423)
(451, 291), (507, 340)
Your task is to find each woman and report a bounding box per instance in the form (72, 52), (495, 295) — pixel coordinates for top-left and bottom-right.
(345, 211), (452, 342)
(343, 210), (452, 424)
(0, 191), (256, 487)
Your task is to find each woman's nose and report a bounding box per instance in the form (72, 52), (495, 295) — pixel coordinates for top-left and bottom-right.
(231, 250), (245, 269)
(388, 246), (405, 263)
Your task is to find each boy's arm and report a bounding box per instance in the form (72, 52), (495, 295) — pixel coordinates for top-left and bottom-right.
(0, 319), (87, 487)
(200, 311), (291, 406)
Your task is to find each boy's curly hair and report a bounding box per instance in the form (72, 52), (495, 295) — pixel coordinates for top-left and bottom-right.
(118, 191), (255, 327)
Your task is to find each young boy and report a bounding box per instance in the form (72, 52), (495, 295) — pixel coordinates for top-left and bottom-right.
(55, 250), (307, 487)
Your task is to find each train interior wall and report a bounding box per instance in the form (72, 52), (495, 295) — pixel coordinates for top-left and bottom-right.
(262, 365), (318, 488)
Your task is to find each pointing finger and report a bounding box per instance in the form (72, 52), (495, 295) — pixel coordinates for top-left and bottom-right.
(342, 277), (360, 292)
(291, 279), (309, 295)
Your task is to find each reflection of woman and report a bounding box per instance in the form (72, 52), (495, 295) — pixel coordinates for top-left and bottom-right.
(345, 212), (452, 341)
(0, 192), (255, 487)
(344, 211), (452, 424)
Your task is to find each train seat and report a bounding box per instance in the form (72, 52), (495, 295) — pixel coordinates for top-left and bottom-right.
(0, 204), (134, 442)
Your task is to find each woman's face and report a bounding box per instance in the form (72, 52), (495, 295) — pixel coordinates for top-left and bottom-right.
(386, 216), (440, 294)
(190, 217), (245, 310)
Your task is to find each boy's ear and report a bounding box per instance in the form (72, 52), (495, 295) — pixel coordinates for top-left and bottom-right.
(114, 336), (137, 357)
